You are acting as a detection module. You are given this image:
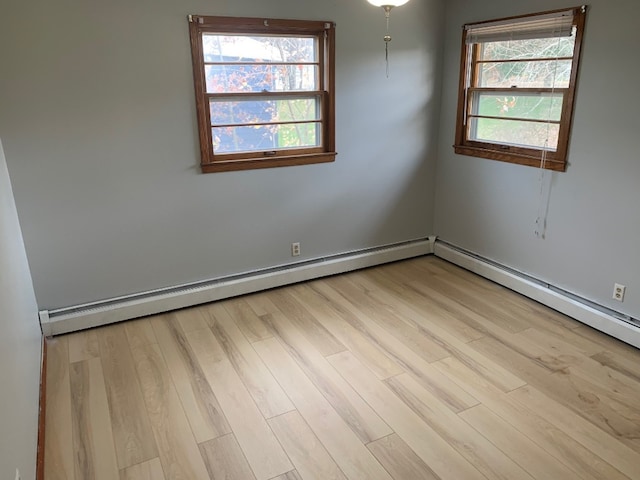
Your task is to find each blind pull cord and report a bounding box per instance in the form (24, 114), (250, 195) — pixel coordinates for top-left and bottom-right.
(534, 33), (562, 239)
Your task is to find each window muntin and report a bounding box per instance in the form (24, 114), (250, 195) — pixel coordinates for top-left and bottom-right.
(189, 17), (336, 173)
(454, 7), (586, 171)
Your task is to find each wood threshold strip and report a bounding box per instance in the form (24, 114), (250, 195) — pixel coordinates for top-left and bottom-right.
(36, 336), (48, 480)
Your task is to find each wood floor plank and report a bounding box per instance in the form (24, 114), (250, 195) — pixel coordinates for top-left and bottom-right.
(384, 373), (535, 480)
(510, 385), (640, 479)
(271, 471), (303, 480)
(129, 341), (210, 480)
(224, 297), (273, 343)
(412, 258), (582, 333)
(265, 288), (346, 356)
(150, 315), (231, 443)
(97, 325), (158, 469)
(520, 322), (606, 357)
(124, 318), (158, 350)
(459, 404), (584, 480)
(246, 295), (393, 443)
(434, 356), (631, 480)
(306, 281), (480, 413)
(475, 331), (640, 450)
(268, 411), (347, 480)
(473, 323), (640, 457)
(350, 268), (484, 345)
(366, 434), (441, 480)
(372, 264), (519, 341)
(365, 267), (485, 344)
(253, 337), (393, 480)
(324, 276), (526, 393)
(519, 328), (640, 411)
(419, 258), (581, 332)
(411, 259), (557, 333)
(290, 282), (404, 380)
(591, 350), (640, 383)
(327, 351), (486, 480)
(70, 358), (119, 480)
(573, 325), (639, 353)
(561, 364), (640, 419)
(119, 458), (165, 480)
(44, 336), (75, 480)
(199, 434), (257, 480)
(186, 326), (293, 480)
(68, 329), (100, 363)
(467, 334), (559, 382)
(205, 302), (295, 419)
(326, 274), (450, 362)
(176, 306), (210, 333)
(518, 327), (604, 368)
(385, 260), (532, 333)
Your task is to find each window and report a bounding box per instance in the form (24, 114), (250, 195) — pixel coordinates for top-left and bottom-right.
(454, 7), (586, 171)
(188, 16), (336, 173)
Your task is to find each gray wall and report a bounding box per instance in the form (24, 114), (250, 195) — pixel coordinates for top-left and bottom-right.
(0, 0), (443, 310)
(436, 0), (640, 319)
(0, 140), (41, 480)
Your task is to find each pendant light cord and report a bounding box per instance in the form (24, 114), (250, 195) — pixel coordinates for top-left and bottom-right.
(384, 7), (392, 78)
(385, 41), (390, 78)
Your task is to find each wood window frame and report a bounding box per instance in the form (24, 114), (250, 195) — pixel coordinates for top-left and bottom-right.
(453, 7), (587, 172)
(188, 16), (337, 173)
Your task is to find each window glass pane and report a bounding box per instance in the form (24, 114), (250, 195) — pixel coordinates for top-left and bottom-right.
(470, 117), (559, 150)
(212, 123), (320, 153)
(210, 98), (320, 126)
(203, 35), (316, 63)
(480, 37), (575, 61)
(205, 64), (318, 93)
(472, 92), (563, 121)
(477, 60), (572, 88)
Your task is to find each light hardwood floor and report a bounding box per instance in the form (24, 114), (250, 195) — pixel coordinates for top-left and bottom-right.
(44, 257), (640, 480)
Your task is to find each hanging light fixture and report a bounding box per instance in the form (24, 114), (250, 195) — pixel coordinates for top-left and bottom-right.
(367, 0), (411, 77)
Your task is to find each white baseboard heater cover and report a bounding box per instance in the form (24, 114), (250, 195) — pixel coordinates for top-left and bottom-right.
(40, 237), (436, 336)
(434, 240), (640, 349)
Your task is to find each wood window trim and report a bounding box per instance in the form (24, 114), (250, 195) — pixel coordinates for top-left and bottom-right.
(453, 7), (587, 172)
(188, 15), (336, 173)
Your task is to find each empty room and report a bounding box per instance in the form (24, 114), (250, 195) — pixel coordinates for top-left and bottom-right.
(1, 0), (639, 479)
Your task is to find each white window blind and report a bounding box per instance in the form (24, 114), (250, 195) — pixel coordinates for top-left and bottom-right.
(465, 8), (581, 44)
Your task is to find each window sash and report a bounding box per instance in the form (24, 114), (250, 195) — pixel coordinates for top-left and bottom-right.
(467, 89), (565, 123)
(208, 92), (324, 125)
(465, 8), (579, 44)
(207, 91), (325, 153)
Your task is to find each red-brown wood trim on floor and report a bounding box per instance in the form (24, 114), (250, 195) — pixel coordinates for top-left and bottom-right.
(36, 336), (47, 480)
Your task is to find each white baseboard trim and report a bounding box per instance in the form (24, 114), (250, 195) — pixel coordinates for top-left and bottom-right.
(434, 241), (640, 349)
(41, 237), (436, 336)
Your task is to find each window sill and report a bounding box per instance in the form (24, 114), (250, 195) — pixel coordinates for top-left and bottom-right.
(453, 145), (566, 172)
(201, 152), (337, 173)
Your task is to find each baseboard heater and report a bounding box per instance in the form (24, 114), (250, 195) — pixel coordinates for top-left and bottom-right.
(40, 237), (436, 336)
(434, 240), (640, 349)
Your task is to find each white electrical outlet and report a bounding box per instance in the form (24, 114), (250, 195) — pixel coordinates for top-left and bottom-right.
(613, 283), (626, 302)
(291, 242), (301, 257)
(15, 468), (20, 480)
